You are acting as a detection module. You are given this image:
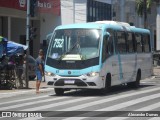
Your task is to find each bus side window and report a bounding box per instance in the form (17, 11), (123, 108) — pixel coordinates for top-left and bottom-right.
(143, 34), (151, 52)
(107, 36), (114, 55)
(127, 32), (134, 53)
(135, 33), (143, 53)
(116, 31), (127, 54)
(107, 30), (114, 55)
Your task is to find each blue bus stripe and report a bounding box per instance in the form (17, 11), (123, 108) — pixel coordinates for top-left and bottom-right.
(118, 53), (123, 80)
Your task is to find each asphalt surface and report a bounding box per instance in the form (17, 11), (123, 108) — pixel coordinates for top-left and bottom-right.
(0, 67), (160, 120)
(0, 75), (159, 120)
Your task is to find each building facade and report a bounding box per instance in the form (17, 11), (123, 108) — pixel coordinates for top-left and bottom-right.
(0, 0), (112, 57)
(112, 0), (157, 50)
(0, 0), (158, 57)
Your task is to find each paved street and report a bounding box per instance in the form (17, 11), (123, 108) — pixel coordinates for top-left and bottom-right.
(1, 0), (160, 119)
(0, 74), (160, 120)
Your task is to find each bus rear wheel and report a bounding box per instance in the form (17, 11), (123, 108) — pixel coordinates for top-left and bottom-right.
(127, 70), (141, 88)
(55, 88), (64, 95)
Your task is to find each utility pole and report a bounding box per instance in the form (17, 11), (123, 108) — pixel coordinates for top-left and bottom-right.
(120, 0), (125, 22)
(73, 0), (75, 23)
(157, 5), (160, 51)
(25, 0), (30, 88)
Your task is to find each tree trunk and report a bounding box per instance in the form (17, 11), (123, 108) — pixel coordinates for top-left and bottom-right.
(156, 5), (160, 51)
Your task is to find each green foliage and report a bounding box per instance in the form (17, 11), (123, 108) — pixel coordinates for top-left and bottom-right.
(136, 0), (160, 16)
(136, 0), (144, 16)
(147, 0), (152, 9)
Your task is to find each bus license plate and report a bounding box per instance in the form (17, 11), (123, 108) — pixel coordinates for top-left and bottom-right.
(64, 80), (75, 84)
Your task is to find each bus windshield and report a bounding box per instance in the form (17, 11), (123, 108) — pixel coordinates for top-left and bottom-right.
(47, 29), (100, 60)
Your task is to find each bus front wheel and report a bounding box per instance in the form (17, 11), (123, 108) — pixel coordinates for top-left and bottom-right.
(55, 88), (64, 95)
(100, 74), (111, 94)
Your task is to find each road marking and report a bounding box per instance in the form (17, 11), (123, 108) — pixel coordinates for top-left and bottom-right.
(60, 87), (160, 111)
(141, 81), (157, 84)
(0, 97), (68, 110)
(92, 93), (160, 120)
(97, 93), (160, 111)
(17, 87), (160, 120)
(135, 102), (160, 111)
(19, 87), (160, 120)
(106, 102), (160, 120)
(21, 97), (96, 111)
(149, 117), (159, 120)
(18, 97), (96, 120)
(63, 92), (160, 120)
(105, 117), (128, 120)
(0, 89), (77, 106)
(62, 88), (160, 120)
(0, 95), (48, 106)
(2, 87), (160, 120)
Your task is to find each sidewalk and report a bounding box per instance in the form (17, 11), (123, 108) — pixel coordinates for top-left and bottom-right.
(0, 81), (54, 98)
(153, 66), (160, 77)
(29, 80), (48, 89)
(0, 80), (52, 94)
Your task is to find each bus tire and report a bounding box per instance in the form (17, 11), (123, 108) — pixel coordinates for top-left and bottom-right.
(100, 74), (111, 94)
(135, 70), (141, 88)
(127, 70), (141, 88)
(55, 88), (64, 95)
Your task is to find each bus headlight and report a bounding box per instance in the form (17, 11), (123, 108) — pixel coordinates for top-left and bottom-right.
(45, 71), (55, 76)
(86, 72), (99, 77)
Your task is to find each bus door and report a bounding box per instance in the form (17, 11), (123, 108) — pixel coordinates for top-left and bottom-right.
(115, 31), (126, 83)
(104, 30), (122, 85)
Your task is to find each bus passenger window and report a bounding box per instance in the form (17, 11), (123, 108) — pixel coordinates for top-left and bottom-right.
(135, 34), (143, 53)
(107, 36), (114, 55)
(127, 32), (134, 53)
(116, 31), (127, 54)
(143, 34), (150, 52)
(107, 29), (114, 55)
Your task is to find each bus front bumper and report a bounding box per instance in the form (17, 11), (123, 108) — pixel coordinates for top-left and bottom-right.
(46, 75), (104, 89)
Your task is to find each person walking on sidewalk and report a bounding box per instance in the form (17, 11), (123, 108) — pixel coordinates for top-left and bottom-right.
(35, 49), (45, 94)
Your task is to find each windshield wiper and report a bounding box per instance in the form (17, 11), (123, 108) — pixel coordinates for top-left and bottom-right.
(67, 39), (80, 54)
(58, 40), (80, 61)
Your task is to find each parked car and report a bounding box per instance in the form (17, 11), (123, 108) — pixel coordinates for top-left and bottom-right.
(23, 55), (36, 80)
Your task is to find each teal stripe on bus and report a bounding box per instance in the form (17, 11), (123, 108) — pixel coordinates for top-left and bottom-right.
(118, 53), (123, 80)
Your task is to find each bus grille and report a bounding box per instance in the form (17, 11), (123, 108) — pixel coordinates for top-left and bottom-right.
(54, 79), (87, 86)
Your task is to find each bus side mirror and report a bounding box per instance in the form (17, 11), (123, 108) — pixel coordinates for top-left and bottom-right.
(104, 32), (110, 37)
(104, 32), (110, 41)
(104, 32), (109, 36)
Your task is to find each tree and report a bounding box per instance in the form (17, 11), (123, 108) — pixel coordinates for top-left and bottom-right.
(136, 0), (160, 50)
(136, 0), (152, 28)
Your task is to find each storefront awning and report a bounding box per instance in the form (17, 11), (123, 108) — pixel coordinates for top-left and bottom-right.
(0, 0), (61, 16)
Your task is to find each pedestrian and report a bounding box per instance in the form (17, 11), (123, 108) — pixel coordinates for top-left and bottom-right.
(35, 49), (45, 94)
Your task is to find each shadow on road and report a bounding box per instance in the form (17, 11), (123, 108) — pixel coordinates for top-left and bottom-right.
(49, 84), (155, 97)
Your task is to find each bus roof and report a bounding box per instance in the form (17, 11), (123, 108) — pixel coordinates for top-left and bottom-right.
(55, 21), (150, 34)
(56, 22), (104, 30)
